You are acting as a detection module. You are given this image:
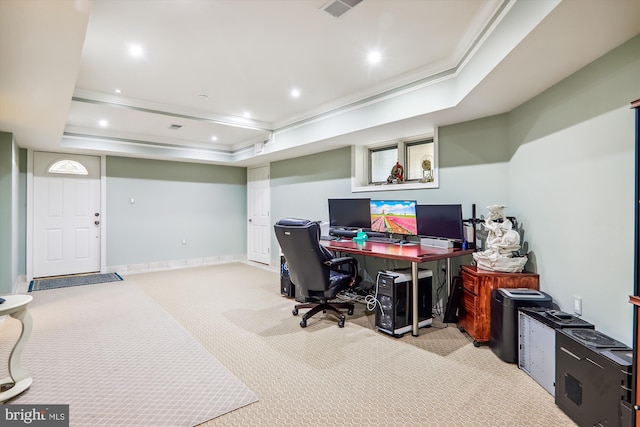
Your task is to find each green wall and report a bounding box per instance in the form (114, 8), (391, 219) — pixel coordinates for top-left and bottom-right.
(505, 33), (640, 344)
(106, 156), (247, 267)
(268, 130), (511, 293)
(0, 132), (19, 294)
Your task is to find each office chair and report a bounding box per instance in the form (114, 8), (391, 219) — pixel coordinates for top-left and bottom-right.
(274, 218), (358, 328)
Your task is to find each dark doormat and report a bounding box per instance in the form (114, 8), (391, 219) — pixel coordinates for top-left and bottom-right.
(29, 273), (123, 292)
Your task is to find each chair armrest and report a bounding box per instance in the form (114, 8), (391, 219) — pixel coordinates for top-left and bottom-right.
(325, 257), (358, 276)
(324, 257), (356, 269)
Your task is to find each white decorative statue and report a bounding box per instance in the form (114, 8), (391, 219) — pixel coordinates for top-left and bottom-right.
(472, 205), (528, 273)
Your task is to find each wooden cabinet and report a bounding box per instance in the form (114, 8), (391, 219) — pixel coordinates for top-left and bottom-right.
(458, 265), (539, 346)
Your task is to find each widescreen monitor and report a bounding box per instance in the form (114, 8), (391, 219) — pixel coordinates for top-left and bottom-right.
(328, 198), (371, 229)
(416, 204), (464, 241)
(370, 200), (418, 235)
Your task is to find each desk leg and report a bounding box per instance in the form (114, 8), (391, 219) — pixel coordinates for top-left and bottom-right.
(446, 258), (452, 298)
(0, 307), (33, 403)
(412, 262), (419, 336)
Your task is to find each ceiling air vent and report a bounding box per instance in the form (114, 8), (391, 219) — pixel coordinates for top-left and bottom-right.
(322, 0), (363, 18)
(169, 124), (183, 130)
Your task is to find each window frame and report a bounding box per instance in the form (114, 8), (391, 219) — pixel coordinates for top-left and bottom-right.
(47, 159), (89, 175)
(404, 138), (435, 183)
(351, 130), (439, 193)
(368, 144), (399, 184)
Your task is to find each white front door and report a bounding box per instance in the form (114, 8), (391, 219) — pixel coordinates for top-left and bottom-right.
(33, 152), (101, 278)
(247, 165), (271, 265)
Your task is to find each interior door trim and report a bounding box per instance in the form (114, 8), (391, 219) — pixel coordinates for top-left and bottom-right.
(26, 150), (107, 282)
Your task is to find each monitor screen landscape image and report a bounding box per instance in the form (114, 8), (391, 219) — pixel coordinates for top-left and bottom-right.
(370, 200), (418, 235)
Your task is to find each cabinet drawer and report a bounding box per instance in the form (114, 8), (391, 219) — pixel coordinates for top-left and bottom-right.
(459, 289), (477, 336)
(461, 271), (478, 294)
(461, 289), (476, 315)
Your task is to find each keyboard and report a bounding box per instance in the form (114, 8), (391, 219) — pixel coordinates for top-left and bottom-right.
(366, 236), (401, 244)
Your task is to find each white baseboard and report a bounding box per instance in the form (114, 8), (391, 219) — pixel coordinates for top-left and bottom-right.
(108, 254), (247, 276)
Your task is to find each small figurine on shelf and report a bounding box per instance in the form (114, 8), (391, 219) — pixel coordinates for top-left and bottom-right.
(387, 162), (404, 184)
(420, 156), (434, 183)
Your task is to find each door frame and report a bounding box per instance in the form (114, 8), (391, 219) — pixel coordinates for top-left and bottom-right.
(247, 163), (271, 265)
(26, 150), (107, 281)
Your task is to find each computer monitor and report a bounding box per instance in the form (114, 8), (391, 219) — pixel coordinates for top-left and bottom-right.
(416, 204), (464, 241)
(370, 200), (418, 235)
(328, 198), (371, 229)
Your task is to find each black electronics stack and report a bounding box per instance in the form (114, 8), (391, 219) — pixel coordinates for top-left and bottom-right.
(280, 255), (295, 298)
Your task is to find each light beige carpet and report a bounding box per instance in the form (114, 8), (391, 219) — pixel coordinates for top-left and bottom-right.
(1, 262), (576, 426)
(0, 280), (257, 426)
(131, 262), (577, 427)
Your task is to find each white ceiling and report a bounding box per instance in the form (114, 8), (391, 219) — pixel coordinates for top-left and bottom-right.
(1, 0), (639, 167)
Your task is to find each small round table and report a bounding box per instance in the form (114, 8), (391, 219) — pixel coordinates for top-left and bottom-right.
(0, 294), (33, 403)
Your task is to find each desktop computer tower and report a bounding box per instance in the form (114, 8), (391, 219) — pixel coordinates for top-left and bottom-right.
(375, 269), (432, 337)
(280, 255), (295, 298)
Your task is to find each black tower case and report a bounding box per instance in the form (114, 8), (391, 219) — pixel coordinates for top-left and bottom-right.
(555, 328), (632, 427)
(375, 269), (432, 337)
(280, 255), (295, 298)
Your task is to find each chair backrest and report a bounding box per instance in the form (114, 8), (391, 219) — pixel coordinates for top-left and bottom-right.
(274, 218), (332, 298)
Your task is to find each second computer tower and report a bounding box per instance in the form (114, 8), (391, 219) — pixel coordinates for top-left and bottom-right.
(375, 269), (432, 337)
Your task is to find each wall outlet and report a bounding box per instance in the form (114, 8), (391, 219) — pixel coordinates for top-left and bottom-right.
(574, 296), (582, 316)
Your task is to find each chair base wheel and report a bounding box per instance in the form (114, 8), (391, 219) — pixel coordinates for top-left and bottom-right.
(292, 301), (354, 328)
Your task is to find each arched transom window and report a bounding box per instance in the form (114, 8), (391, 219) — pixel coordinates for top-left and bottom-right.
(48, 159), (88, 175)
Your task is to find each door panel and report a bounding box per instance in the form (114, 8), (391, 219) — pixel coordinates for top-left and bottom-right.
(33, 152), (101, 278)
(247, 165), (270, 264)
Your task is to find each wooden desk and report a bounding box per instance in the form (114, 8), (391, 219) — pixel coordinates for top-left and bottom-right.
(323, 239), (474, 336)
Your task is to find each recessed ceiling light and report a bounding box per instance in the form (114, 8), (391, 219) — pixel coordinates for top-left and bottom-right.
(368, 50), (381, 64)
(114, 88), (122, 94)
(243, 111), (251, 118)
(198, 94), (209, 101)
(128, 44), (143, 57)
(98, 119), (108, 127)
(291, 88), (300, 98)
(211, 136), (218, 142)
